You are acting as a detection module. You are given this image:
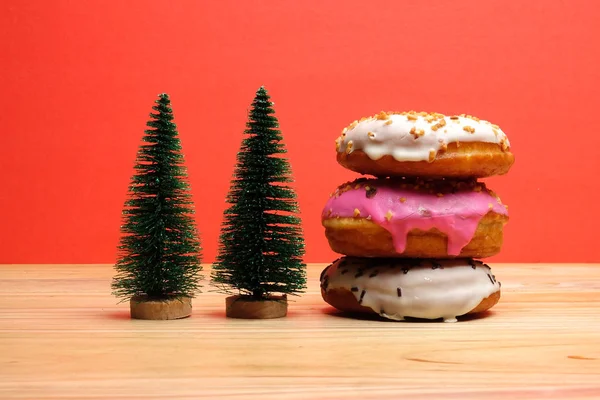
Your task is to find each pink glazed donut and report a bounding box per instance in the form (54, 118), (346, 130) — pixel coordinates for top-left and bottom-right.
(322, 177), (509, 259)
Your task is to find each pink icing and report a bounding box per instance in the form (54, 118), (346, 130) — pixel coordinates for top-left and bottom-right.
(322, 179), (508, 256)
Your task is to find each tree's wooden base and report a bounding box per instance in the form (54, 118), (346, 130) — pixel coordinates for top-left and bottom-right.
(130, 295), (192, 320)
(225, 295), (288, 319)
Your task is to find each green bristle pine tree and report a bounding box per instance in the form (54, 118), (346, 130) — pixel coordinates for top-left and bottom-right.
(112, 93), (202, 317)
(211, 86), (306, 317)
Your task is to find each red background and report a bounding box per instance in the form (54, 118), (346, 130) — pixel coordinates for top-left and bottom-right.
(1, 0), (599, 264)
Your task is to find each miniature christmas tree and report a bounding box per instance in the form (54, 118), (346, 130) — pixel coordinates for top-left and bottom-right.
(112, 93), (203, 320)
(212, 86), (306, 319)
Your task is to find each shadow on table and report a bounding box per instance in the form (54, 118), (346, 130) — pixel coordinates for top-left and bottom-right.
(104, 310), (133, 320)
(321, 307), (495, 323)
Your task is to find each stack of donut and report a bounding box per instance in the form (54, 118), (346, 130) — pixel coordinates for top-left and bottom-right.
(320, 111), (514, 322)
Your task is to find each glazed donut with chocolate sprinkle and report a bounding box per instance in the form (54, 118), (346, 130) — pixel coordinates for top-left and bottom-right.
(335, 111), (514, 178)
(320, 257), (501, 322)
(322, 178), (508, 258)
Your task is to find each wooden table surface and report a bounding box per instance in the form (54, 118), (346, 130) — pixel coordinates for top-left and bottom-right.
(0, 264), (599, 399)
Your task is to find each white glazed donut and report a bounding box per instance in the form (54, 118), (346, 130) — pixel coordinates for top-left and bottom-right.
(335, 111), (514, 178)
(320, 257), (501, 322)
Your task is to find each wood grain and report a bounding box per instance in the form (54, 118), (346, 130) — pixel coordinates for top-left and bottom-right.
(0, 264), (599, 399)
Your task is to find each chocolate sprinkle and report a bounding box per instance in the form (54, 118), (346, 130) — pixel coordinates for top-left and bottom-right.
(380, 309), (386, 315)
(351, 287), (359, 292)
(369, 271), (379, 278)
(402, 268), (410, 274)
(397, 287), (402, 297)
(359, 290), (366, 304)
(365, 187), (378, 198)
(321, 276), (329, 291)
(432, 262), (442, 270)
(487, 274), (495, 284)
(468, 260), (477, 269)
(340, 269), (349, 275)
(355, 270), (364, 278)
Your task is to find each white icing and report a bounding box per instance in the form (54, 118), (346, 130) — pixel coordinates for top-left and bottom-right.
(336, 112), (510, 162)
(322, 258), (500, 322)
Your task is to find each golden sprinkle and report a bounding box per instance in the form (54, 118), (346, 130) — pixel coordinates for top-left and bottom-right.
(425, 116), (436, 123)
(473, 185), (482, 192)
(406, 114), (418, 121)
(492, 124), (500, 129)
(367, 131), (376, 139)
(335, 139), (340, 151)
(348, 120), (358, 130)
(488, 203), (494, 209)
(384, 119), (393, 125)
(359, 117), (367, 122)
(437, 193), (444, 197)
(353, 208), (361, 217)
(342, 127), (348, 134)
(428, 149), (436, 162)
(354, 183), (361, 189)
(432, 120), (446, 131)
(505, 205), (509, 210)
(492, 128), (499, 137)
(418, 111), (428, 116)
(463, 126), (475, 134)
(385, 210), (394, 221)
(450, 116), (460, 120)
(375, 111), (390, 120)
(345, 140), (354, 154)
(400, 197), (407, 203)
(410, 127), (425, 138)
